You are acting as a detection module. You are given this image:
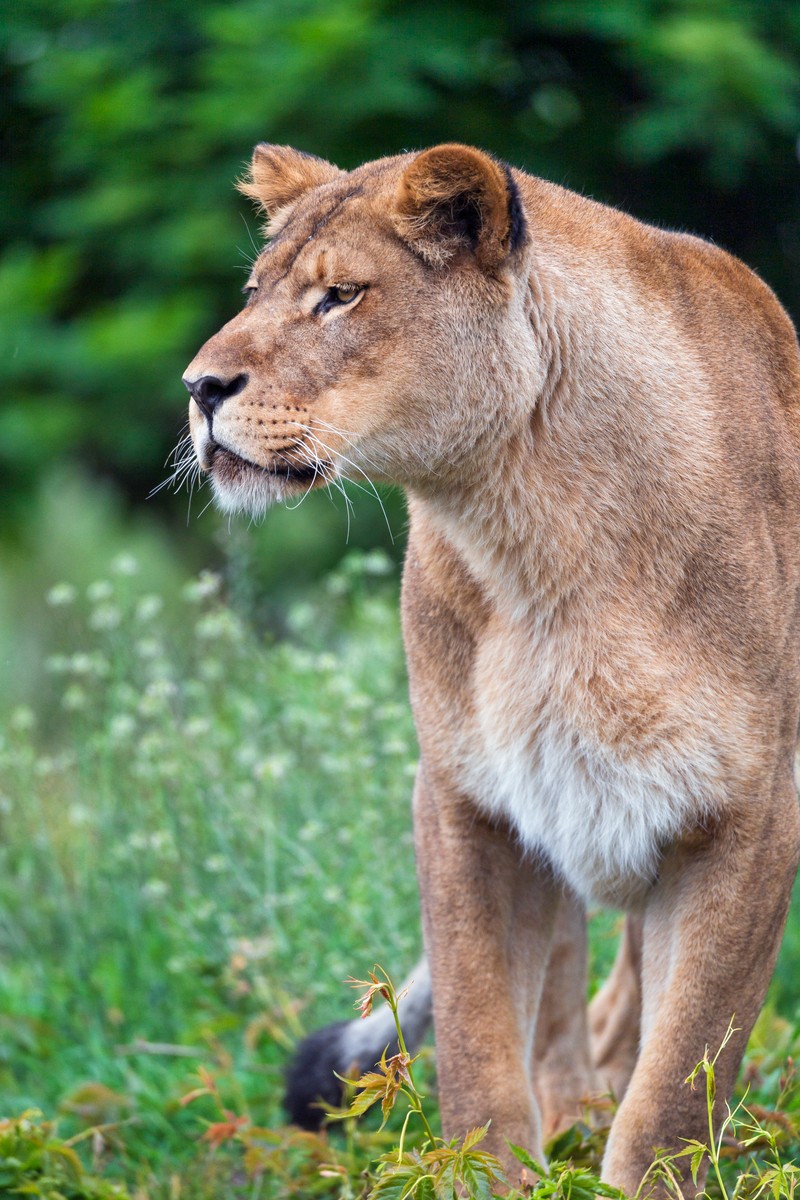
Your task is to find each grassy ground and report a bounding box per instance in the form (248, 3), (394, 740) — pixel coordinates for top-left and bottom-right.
(1, 541), (800, 1197)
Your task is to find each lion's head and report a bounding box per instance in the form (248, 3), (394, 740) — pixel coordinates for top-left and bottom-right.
(183, 143), (538, 517)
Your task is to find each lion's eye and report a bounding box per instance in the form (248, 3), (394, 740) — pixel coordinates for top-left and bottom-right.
(314, 285), (364, 316)
(333, 285), (360, 304)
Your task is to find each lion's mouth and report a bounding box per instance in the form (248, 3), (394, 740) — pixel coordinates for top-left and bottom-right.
(210, 444), (329, 487)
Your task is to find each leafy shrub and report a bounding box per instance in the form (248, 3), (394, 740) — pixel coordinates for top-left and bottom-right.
(0, 1110), (130, 1198)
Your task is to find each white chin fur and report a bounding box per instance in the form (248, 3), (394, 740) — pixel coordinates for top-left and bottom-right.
(211, 472), (287, 518)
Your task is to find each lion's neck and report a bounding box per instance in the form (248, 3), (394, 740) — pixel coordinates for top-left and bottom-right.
(409, 431), (605, 618)
(409, 309), (714, 619)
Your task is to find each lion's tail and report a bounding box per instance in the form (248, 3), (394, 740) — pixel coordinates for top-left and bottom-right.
(284, 956), (432, 1128)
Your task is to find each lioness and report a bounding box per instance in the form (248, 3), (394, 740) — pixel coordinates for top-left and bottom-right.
(183, 143), (800, 1195)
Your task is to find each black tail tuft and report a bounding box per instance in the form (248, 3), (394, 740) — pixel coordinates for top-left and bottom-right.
(284, 1020), (351, 1129)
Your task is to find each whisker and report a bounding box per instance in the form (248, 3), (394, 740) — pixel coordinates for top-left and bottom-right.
(296, 425), (395, 544)
(306, 413), (438, 476)
(276, 443), (323, 512)
(197, 491), (217, 521)
(149, 426), (211, 530)
(240, 213), (262, 263)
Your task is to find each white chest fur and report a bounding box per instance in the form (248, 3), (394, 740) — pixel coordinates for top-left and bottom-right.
(455, 618), (722, 906)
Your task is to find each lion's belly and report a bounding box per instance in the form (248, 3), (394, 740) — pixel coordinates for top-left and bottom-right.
(456, 623), (716, 906)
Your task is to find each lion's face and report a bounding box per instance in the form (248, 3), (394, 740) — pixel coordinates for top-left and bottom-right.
(183, 144), (535, 517)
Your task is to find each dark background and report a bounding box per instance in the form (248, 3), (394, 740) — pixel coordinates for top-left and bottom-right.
(3, 0), (800, 588)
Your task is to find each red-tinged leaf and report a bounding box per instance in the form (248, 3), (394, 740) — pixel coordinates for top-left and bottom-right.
(418, 1146), (456, 1166)
(357, 992), (374, 1018)
(355, 1069), (390, 1091)
(179, 1087), (213, 1107)
(319, 1164), (348, 1178)
(201, 1113), (248, 1148)
(341, 1087), (383, 1118)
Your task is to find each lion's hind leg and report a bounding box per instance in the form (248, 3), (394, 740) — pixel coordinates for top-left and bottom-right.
(532, 889), (596, 1140)
(588, 913), (643, 1105)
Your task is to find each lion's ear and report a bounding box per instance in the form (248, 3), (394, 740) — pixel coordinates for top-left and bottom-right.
(394, 144), (527, 269)
(238, 144), (342, 216)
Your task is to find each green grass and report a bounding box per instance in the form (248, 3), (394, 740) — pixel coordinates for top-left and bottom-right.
(0, 547), (422, 1191)
(1, 542), (799, 1196)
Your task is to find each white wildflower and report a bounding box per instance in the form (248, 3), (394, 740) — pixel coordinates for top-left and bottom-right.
(135, 637), (162, 660)
(87, 580), (113, 603)
(363, 549), (393, 575)
(253, 755), (289, 781)
(62, 685), (87, 711)
(9, 706), (35, 732)
(69, 653), (94, 675)
(184, 716), (211, 739)
(315, 653), (338, 672)
(298, 820), (321, 843)
(110, 553), (139, 576)
(89, 604), (121, 631)
(136, 732), (167, 759)
(109, 713), (136, 740)
(141, 878), (169, 901)
(46, 582), (77, 606)
(135, 594), (163, 622)
(381, 738), (408, 756)
(45, 654), (70, 674)
(199, 659), (223, 682)
(194, 610), (243, 641)
(182, 571), (221, 603)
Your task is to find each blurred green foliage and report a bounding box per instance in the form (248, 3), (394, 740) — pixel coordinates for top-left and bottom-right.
(3, 0), (800, 557)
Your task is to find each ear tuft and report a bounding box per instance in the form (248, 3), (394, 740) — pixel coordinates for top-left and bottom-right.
(394, 144), (527, 269)
(502, 164), (527, 255)
(238, 145), (342, 217)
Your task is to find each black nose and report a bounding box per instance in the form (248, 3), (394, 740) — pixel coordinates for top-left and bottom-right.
(183, 373), (248, 420)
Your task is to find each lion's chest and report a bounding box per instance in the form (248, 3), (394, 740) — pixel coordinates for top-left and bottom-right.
(453, 619), (708, 905)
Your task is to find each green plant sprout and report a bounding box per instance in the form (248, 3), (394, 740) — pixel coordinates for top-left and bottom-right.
(639, 1017), (800, 1200)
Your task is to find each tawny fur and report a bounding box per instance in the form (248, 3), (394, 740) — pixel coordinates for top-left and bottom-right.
(183, 143), (800, 1197)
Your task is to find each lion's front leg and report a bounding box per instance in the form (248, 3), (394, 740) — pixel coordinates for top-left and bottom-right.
(602, 778), (800, 1198)
(412, 768), (560, 1183)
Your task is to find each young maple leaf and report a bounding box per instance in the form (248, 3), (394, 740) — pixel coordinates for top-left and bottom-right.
(334, 1047), (416, 1125)
(346, 969), (391, 1019)
(376, 1048), (414, 1121)
(201, 1111), (248, 1149)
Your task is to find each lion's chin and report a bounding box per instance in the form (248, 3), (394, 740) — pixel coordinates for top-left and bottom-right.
(209, 447), (326, 517)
